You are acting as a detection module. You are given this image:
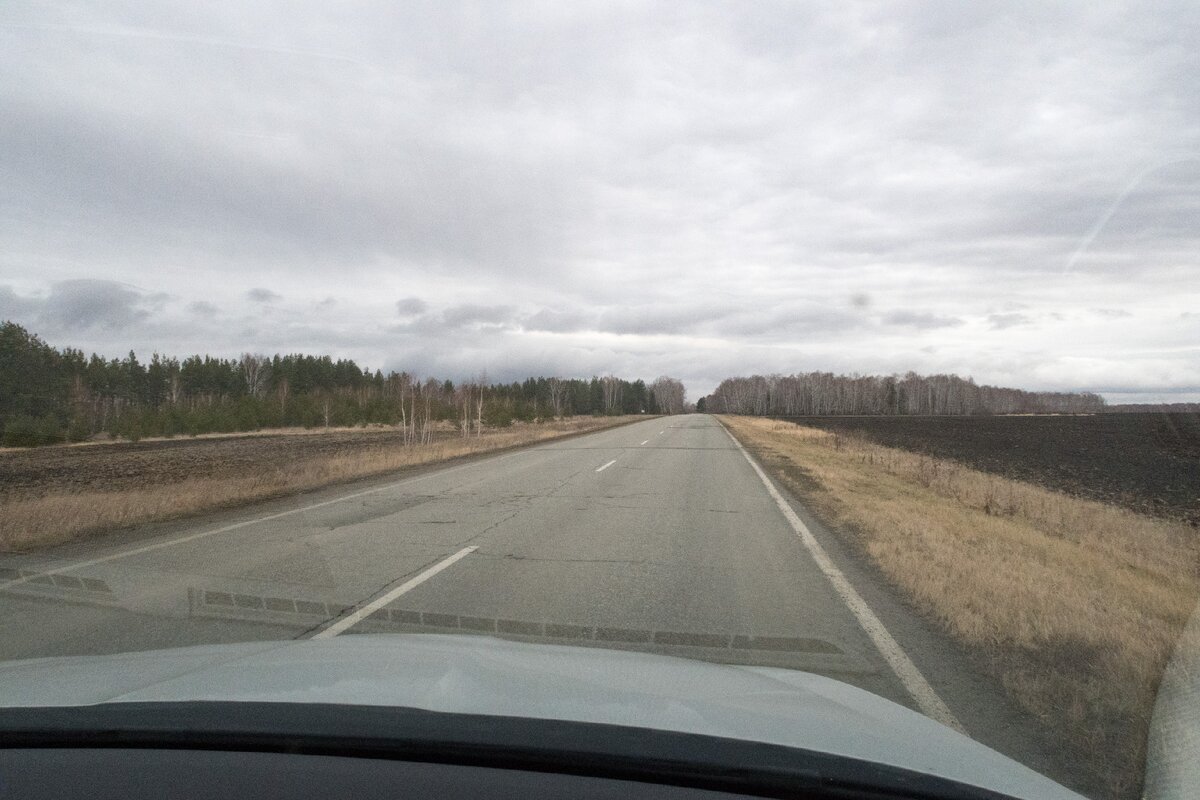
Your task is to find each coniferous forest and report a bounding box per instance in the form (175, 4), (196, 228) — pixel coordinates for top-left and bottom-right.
(0, 321), (683, 446)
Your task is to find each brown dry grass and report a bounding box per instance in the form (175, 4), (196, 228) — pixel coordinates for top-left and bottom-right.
(720, 415), (1200, 798)
(0, 417), (641, 552)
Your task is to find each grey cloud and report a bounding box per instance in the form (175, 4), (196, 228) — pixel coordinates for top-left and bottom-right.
(525, 304), (734, 337)
(441, 304), (518, 329)
(246, 288), (282, 303)
(396, 297), (428, 316)
(1093, 308), (1132, 318)
(36, 280), (155, 333)
(0, 280), (175, 338)
(0, 51), (578, 276)
(988, 313), (1034, 330)
(522, 308), (593, 333)
(0, 286), (38, 321)
(721, 306), (864, 338)
(882, 311), (964, 330)
(188, 300), (219, 316)
(597, 306), (717, 337)
(0, 2), (1187, 287)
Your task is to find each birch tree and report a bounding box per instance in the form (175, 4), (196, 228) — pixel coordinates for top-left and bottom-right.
(704, 372), (1105, 416)
(649, 376), (686, 414)
(601, 375), (622, 415)
(239, 353), (272, 399)
(547, 377), (566, 418)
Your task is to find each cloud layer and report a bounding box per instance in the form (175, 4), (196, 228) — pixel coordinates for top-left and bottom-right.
(2, 2), (1198, 400)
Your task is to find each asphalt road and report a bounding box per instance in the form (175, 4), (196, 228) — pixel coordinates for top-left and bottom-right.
(0, 414), (1085, 788)
(0, 415), (903, 685)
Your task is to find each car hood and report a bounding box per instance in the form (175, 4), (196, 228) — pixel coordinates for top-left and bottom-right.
(0, 634), (1081, 799)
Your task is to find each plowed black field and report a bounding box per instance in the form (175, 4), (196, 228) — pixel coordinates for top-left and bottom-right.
(777, 413), (1200, 524)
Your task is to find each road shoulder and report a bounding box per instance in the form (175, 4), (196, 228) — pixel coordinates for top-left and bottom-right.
(715, 414), (1104, 798)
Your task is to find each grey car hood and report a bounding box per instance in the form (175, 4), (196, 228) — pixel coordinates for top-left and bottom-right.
(0, 634), (1081, 799)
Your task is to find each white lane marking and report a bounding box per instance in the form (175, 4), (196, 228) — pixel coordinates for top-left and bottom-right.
(658, 430), (665, 435)
(640, 440), (649, 445)
(595, 459), (617, 472)
(718, 421), (964, 733)
(312, 546), (478, 639)
(0, 447), (534, 590)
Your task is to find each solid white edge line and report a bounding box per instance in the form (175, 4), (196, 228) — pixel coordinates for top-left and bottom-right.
(596, 459), (617, 472)
(312, 546), (478, 639)
(717, 419), (965, 733)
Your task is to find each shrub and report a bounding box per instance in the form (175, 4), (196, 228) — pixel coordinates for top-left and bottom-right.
(3, 414), (40, 447)
(2, 414), (64, 447)
(66, 415), (92, 442)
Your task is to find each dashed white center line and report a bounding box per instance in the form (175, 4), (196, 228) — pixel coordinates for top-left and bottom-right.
(640, 440), (649, 445)
(596, 459), (617, 472)
(658, 430), (665, 435)
(312, 545), (478, 639)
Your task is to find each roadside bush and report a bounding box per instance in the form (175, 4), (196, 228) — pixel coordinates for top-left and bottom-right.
(2, 413), (64, 447)
(66, 415), (92, 442)
(483, 403), (515, 427)
(234, 398), (261, 431)
(116, 414), (143, 443)
(3, 414), (39, 447)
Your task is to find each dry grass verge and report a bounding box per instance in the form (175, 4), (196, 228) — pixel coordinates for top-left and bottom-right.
(0, 417), (642, 552)
(720, 415), (1199, 799)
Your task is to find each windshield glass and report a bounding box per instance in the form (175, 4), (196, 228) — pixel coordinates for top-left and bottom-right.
(1, 4), (1198, 799)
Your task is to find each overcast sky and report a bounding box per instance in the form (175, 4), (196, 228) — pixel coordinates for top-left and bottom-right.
(2, 2), (1198, 402)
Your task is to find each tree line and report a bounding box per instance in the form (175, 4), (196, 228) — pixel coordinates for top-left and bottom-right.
(0, 322), (685, 447)
(1105, 403), (1200, 413)
(700, 372), (1105, 416)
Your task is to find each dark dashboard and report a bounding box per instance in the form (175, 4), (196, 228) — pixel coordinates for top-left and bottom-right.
(0, 702), (1021, 800)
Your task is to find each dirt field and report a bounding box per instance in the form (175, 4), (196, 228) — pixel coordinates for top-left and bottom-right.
(775, 413), (1200, 524)
(0, 427), (465, 498)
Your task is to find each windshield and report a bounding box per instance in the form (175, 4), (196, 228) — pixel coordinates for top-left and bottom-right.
(1, 4), (1198, 799)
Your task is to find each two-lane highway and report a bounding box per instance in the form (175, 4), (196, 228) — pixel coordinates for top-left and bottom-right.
(0, 415), (946, 722)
